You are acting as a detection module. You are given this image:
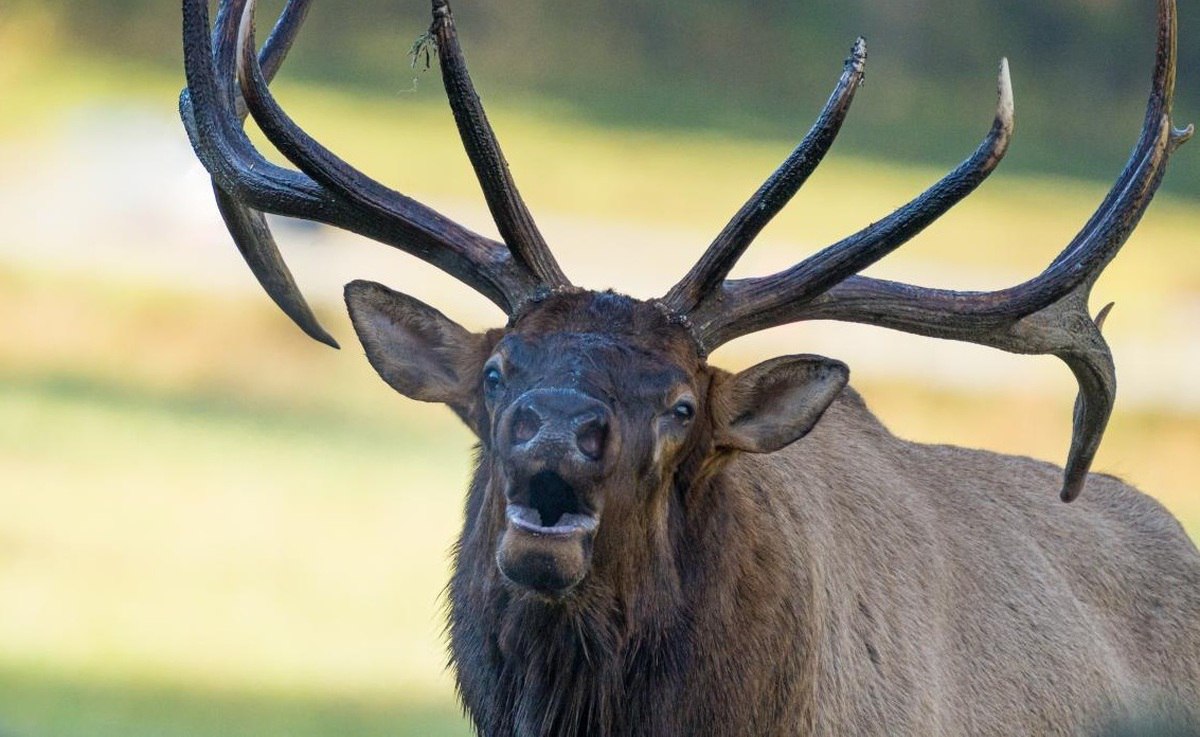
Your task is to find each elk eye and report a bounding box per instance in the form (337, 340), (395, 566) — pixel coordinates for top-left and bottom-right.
(483, 366), (504, 393)
(672, 400), (695, 423)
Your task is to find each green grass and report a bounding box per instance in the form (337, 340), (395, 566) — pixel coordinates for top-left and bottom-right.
(0, 666), (468, 737)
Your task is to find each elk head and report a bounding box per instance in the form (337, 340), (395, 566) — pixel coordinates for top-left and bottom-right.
(182, 0), (1192, 594)
(342, 281), (848, 593)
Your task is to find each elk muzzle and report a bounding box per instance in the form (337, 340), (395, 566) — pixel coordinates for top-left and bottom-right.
(495, 389), (615, 594)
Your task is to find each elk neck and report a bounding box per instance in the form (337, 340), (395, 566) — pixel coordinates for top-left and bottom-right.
(446, 398), (844, 736)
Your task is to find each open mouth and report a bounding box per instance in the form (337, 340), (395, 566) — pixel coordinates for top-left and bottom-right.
(505, 470), (599, 536)
(498, 469), (600, 593)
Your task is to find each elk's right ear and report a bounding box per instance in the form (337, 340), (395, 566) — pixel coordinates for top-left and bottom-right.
(344, 280), (489, 419)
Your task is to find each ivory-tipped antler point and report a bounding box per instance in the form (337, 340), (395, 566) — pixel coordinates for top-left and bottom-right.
(997, 58), (1014, 129)
(236, 0), (259, 86)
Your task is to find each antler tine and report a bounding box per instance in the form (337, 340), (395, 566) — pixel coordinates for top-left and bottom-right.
(204, 0), (312, 114)
(663, 38), (868, 314)
(183, 0), (346, 345)
(255, 0), (311, 92)
(700, 0), (1192, 502)
(688, 58), (1015, 350)
(1047, 0), (1193, 275)
(181, 0), (546, 344)
(195, 0), (340, 347)
(430, 0), (570, 290)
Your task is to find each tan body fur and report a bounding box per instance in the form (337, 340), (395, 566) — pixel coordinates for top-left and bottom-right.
(697, 389), (1200, 735)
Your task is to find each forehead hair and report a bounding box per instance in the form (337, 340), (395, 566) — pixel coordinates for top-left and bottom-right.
(498, 291), (700, 399)
(510, 291), (698, 358)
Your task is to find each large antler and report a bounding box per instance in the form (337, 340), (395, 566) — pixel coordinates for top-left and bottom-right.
(663, 0), (1193, 502)
(180, 0), (569, 348)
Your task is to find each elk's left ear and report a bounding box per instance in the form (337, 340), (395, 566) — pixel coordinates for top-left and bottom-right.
(713, 355), (849, 454)
(344, 280), (489, 421)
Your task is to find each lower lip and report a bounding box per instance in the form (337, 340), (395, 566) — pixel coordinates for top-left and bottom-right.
(505, 504), (599, 537)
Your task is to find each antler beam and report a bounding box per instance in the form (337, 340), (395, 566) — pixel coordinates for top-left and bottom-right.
(430, 0), (569, 288)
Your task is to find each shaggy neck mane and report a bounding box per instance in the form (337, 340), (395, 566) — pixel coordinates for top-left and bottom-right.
(449, 444), (821, 737)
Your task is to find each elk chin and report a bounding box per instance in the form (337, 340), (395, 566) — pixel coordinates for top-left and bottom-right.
(496, 472), (600, 596)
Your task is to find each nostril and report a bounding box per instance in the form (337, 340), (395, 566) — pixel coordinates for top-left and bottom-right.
(511, 406), (542, 445)
(575, 415), (608, 461)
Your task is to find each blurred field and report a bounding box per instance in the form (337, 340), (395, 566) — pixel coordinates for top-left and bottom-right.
(2, 264), (1199, 737)
(1, 19), (1198, 737)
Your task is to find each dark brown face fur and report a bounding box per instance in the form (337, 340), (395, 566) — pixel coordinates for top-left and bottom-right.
(344, 281), (849, 600)
(477, 292), (711, 595)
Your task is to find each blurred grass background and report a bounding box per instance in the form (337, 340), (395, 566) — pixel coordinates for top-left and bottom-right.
(0, 1), (1197, 735)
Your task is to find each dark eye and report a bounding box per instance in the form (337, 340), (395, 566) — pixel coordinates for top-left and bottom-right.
(672, 400), (695, 422)
(483, 366), (504, 393)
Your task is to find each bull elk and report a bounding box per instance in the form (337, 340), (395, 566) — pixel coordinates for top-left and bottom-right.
(181, 0), (1199, 734)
